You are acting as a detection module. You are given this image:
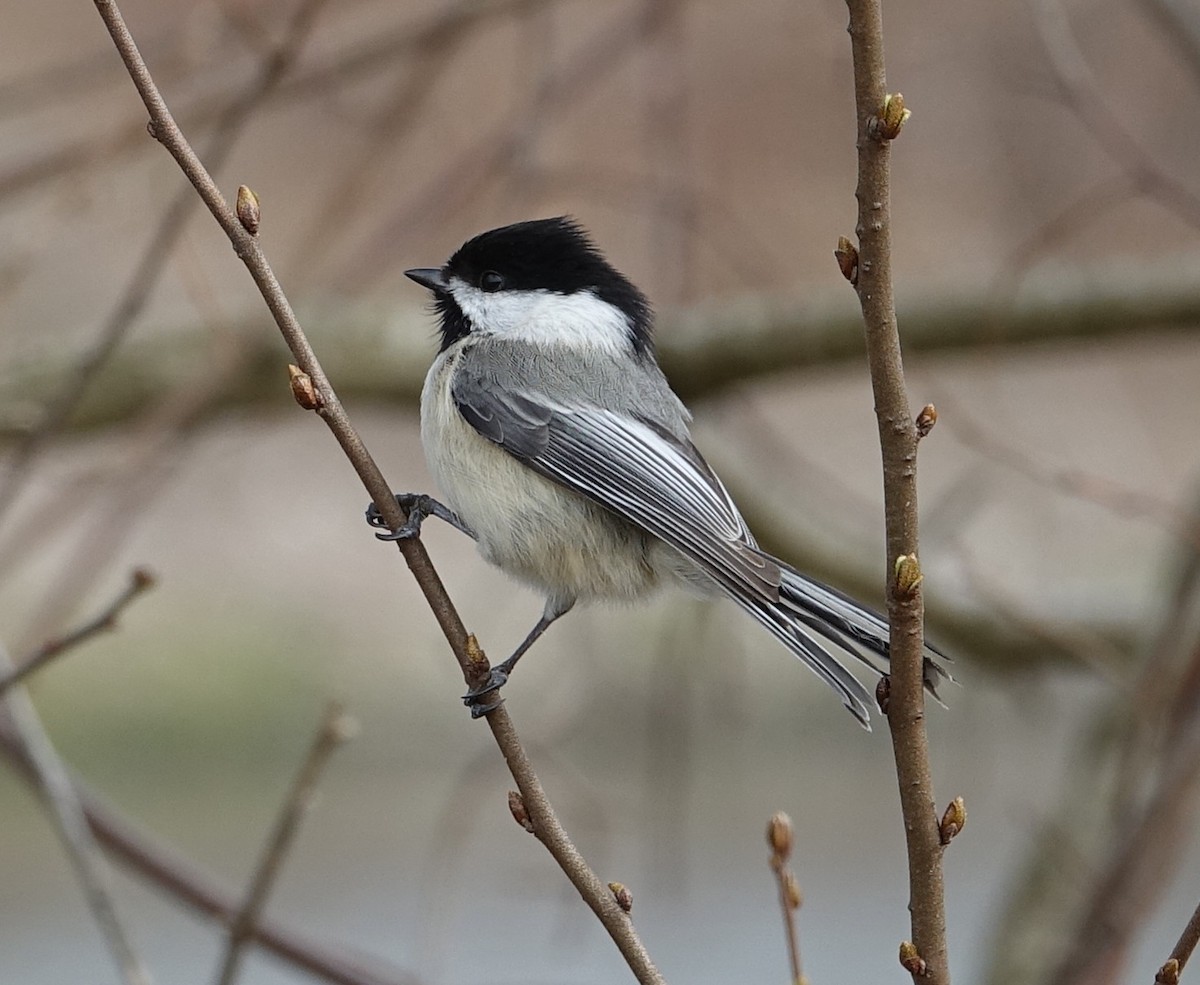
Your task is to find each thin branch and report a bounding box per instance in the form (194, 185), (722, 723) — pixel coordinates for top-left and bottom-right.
(89, 3), (665, 981)
(215, 702), (357, 985)
(1034, 0), (1200, 232)
(766, 812), (806, 985)
(1159, 898), (1200, 983)
(0, 0), (553, 205)
(0, 0), (328, 527)
(940, 396), (1200, 552)
(981, 492), (1200, 985)
(0, 715), (417, 985)
(0, 568), (155, 696)
(844, 2), (950, 983)
(0, 644), (152, 985)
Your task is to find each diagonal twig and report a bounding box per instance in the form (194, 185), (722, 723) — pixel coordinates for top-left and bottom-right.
(0, 713), (417, 985)
(0, 567), (155, 697)
(1157, 898), (1200, 984)
(88, 2), (665, 981)
(215, 701), (357, 985)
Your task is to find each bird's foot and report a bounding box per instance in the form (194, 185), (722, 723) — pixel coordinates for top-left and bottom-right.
(366, 493), (467, 541)
(461, 657), (518, 719)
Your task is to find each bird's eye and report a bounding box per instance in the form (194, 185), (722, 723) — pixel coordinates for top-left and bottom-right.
(479, 270), (505, 293)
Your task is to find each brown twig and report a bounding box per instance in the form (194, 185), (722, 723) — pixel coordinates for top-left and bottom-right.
(766, 812), (807, 985)
(1159, 899), (1200, 983)
(0, 715), (417, 985)
(0, 568), (155, 696)
(843, 1), (950, 982)
(215, 702), (357, 985)
(89, 3), (665, 981)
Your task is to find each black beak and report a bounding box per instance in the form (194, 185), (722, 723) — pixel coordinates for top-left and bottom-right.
(405, 267), (449, 293)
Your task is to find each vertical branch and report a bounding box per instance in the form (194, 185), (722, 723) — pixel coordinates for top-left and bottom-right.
(842, 0), (950, 982)
(766, 811), (806, 985)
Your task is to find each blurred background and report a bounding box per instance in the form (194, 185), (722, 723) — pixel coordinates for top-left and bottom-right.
(2, 0), (1200, 983)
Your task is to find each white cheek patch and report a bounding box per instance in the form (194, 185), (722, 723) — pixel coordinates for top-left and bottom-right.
(450, 281), (632, 356)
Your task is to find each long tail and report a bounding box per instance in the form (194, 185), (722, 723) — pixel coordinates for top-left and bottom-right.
(725, 560), (953, 730)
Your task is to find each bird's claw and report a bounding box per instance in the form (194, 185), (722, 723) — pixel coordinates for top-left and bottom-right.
(366, 493), (436, 541)
(462, 665), (511, 717)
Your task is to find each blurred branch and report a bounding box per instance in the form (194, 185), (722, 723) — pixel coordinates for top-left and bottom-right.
(1138, 0), (1200, 89)
(844, 6), (949, 985)
(984, 489), (1200, 985)
(215, 702), (357, 985)
(344, 1), (651, 286)
(941, 396), (1200, 551)
(0, 644), (153, 985)
(642, 0), (694, 304)
(0, 0), (553, 205)
(89, 2), (666, 982)
(0, 714), (419, 985)
(0, 568), (154, 696)
(0, 0), (328, 527)
(6, 254), (1199, 439)
(1034, 0), (1200, 232)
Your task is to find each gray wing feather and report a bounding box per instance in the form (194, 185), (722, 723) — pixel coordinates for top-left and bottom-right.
(451, 356), (781, 603)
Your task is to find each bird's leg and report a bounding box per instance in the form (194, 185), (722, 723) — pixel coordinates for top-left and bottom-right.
(464, 599), (575, 718)
(366, 493), (474, 541)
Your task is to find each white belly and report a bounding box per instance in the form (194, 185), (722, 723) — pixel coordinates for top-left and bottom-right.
(420, 346), (663, 608)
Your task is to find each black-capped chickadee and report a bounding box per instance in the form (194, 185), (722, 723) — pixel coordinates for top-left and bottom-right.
(370, 217), (949, 727)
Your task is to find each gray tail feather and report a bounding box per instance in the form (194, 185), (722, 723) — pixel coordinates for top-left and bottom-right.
(776, 565), (954, 705)
(729, 590), (875, 728)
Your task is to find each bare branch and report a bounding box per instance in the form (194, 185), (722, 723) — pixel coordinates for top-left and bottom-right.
(0, 714), (418, 985)
(215, 702), (357, 985)
(0, 568), (155, 696)
(88, 2), (665, 981)
(1158, 898), (1200, 984)
(766, 811), (807, 985)
(0, 644), (152, 985)
(843, 1), (949, 982)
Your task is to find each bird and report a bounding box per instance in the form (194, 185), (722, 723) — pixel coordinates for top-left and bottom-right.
(368, 216), (949, 727)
